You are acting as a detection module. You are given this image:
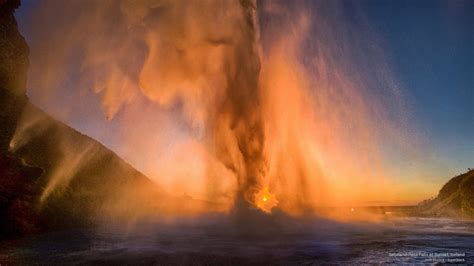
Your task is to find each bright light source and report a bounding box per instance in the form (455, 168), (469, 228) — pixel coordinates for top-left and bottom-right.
(255, 187), (278, 213)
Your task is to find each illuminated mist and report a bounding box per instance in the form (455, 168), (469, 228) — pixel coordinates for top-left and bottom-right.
(12, 0), (424, 222)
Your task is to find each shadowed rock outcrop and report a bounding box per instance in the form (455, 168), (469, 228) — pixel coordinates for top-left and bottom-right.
(418, 170), (474, 219)
(0, 0), (28, 96)
(0, 0), (39, 236)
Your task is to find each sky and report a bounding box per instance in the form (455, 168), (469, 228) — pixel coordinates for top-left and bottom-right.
(365, 0), (473, 173)
(14, 0), (473, 204)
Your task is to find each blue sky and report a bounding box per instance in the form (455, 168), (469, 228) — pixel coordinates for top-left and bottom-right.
(364, 0), (473, 172)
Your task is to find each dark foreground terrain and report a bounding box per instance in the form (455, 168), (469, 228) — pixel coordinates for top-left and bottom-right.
(0, 216), (472, 265)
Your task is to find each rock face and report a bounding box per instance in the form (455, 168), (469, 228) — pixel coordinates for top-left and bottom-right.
(419, 170), (474, 219)
(0, 0), (38, 236)
(0, 153), (43, 236)
(0, 0), (28, 95)
(0, 0), (171, 237)
(0, 0), (28, 150)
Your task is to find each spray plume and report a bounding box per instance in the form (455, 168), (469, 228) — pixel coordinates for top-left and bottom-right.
(13, 0), (421, 220)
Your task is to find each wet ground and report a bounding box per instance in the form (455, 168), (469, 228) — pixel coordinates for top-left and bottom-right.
(0, 216), (472, 265)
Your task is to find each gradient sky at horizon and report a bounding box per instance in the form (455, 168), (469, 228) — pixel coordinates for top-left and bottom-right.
(14, 0), (473, 203)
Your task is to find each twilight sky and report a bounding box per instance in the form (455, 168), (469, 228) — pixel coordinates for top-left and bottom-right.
(15, 0), (473, 203)
(365, 0), (473, 173)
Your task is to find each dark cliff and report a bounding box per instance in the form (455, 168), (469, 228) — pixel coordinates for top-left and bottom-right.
(418, 170), (474, 219)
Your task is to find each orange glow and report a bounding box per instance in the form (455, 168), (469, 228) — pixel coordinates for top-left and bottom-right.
(14, 0), (426, 224)
(255, 187), (278, 213)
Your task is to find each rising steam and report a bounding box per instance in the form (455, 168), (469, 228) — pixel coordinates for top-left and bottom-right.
(14, 0), (421, 218)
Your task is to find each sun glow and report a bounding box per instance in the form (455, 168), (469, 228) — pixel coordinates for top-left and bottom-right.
(255, 187), (278, 213)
